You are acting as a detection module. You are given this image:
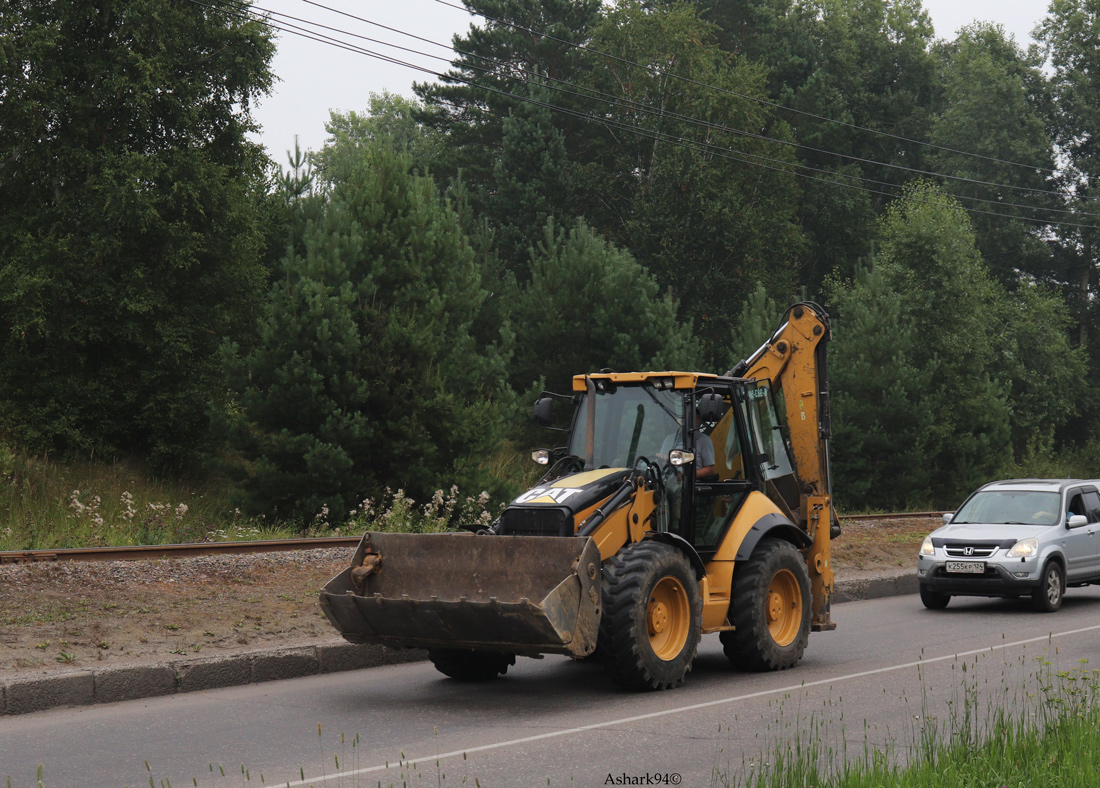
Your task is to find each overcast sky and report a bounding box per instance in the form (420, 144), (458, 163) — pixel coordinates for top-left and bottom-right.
(250, 0), (1054, 163)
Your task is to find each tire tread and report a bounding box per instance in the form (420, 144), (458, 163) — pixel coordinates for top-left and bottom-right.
(599, 541), (702, 691)
(720, 538), (811, 672)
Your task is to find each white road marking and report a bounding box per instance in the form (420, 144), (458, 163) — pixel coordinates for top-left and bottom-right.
(285, 623), (1100, 786)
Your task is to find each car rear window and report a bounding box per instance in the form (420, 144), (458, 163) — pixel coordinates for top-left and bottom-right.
(953, 490), (1061, 526)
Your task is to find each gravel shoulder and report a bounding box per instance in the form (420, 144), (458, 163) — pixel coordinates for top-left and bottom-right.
(0, 518), (935, 679)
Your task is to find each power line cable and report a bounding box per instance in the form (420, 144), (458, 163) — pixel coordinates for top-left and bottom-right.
(291, 0), (1084, 206)
(255, 0), (1093, 220)
(431, 0), (1062, 177)
(199, 0), (1100, 230)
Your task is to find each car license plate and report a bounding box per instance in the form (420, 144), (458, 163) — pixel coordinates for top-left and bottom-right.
(946, 561), (985, 574)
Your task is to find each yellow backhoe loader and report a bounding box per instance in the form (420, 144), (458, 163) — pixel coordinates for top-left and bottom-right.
(320, 303), (838, 689)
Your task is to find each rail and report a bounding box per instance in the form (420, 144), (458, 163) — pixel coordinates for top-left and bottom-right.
(0, 511), (948, 565)
(841, 510), (949, 521)
(0, 537), (361, 565)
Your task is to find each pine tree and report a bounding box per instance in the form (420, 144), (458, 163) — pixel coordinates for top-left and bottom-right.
(828, 262), (935, 509)
(510, 219), (699, 397)
(489, 84), (571, 274)
(729, 283), (783, 368)
(929, 23), (1057, 284)
(414, 0), (600, 193)
(578, 1), (805, 363)
(226, 142), (510, 523)
(0, 0), (275, 461)
(874, 182), (1012, 502)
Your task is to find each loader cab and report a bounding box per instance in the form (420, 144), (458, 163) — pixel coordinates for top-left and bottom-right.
(563, 374), (801, 558)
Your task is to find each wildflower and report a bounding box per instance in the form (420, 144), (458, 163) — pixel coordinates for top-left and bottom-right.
(120, 492), (136, 521)
(174, 503), (189, 520)
(69, 490), (88, 517)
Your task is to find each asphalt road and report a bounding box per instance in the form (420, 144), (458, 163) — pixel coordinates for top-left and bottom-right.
(3, 588), (1100, 788)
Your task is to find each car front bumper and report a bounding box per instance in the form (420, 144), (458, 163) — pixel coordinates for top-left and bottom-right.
(917, 554), (1039, 597)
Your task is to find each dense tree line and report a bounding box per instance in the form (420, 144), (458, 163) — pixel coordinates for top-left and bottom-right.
(6, 0), (1100, 520)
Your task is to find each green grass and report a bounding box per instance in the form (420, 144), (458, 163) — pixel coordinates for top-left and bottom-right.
(0, 446), (301, 550)
(740, 702), (1100, 788)
(726, 654), (1100, 788)
(0, 442), (506, 551)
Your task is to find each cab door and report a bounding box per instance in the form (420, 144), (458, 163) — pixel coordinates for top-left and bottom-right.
(737, 381), (802, 520)
(686, 388), (753, 554)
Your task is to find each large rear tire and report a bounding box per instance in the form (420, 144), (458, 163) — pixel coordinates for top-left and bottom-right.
(427, 649), (515, 681)
(721, 538), (811, 671)
(599, 541), (703, 690)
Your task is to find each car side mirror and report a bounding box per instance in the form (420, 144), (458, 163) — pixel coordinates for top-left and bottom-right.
(533, 397), (553, 427)
(1068, 514), (1088, 528)
(942, 512), (954, 525)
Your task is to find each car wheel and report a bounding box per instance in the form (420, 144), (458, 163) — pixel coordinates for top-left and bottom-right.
(1032, 562), (1064, 613)
(919, 585), (950, 610)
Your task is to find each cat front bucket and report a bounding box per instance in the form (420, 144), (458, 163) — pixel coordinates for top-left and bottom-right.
(319, 532), (602, 657)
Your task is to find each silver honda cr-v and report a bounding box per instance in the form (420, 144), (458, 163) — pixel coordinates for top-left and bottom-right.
(917, 479), (1100, 612)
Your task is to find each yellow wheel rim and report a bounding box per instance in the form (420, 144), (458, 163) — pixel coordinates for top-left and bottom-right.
(766, 568), (803, 647)
(647, 576), (690, 660)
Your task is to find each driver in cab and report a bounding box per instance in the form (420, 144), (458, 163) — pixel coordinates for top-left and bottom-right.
(657, 427), (716, 479)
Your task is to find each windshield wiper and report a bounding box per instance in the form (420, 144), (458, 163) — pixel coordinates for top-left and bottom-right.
(641, 385), (681, 425)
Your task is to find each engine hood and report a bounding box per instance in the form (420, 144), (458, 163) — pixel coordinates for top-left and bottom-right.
(508, 468), (631, 518)
(930, 523), (1051, 544)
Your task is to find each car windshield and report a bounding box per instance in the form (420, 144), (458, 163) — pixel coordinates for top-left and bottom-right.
(952, 490), (1061, 526)
(569, 386), (683, 470)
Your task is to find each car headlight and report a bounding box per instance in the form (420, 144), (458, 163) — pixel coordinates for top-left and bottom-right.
(1006, 538), (1038, 558)
(920, 536), (935, 556)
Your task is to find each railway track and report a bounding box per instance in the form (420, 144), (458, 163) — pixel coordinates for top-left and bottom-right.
(0, 536), (361, 565)
(0, 511), (946, 565)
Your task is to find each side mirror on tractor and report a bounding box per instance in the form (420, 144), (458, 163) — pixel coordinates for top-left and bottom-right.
(533, 397), (554, 428)
(697, 393), (725, 424)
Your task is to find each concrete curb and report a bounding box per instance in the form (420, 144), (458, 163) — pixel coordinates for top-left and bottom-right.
(0, 571), (916, 717)
(0, 642), (426, 717)
(833, 572), (919, 604)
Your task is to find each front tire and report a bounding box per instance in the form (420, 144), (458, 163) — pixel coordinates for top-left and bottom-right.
(721, 538), (811, 671)
(428, 649), (515, 681)
(1032, 562), (1064, 613)
(919, 585), (951, 610)
(599, 541), (703, 690)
